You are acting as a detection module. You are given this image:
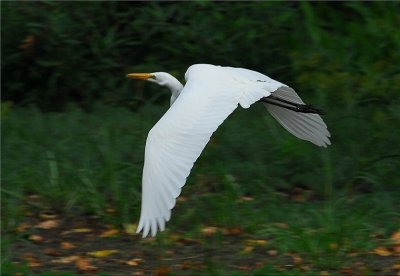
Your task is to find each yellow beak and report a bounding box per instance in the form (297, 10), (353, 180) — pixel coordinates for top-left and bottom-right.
(126, 73), (153, 80)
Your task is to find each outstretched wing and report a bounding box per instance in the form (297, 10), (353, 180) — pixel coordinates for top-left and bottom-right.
(137, 64), (271, 237)
(264, 86), (331, 147)
(223, 66), (330, 147)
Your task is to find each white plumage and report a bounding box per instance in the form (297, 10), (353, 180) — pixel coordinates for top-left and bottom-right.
(127, 64), (331, 237)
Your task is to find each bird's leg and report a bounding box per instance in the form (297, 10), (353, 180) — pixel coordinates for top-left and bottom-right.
(259, 95), (325, 115)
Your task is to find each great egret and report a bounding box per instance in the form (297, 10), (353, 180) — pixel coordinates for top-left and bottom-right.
(127, 64), (331, 237)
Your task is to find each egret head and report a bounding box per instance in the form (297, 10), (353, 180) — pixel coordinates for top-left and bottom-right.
(127, 72), (176, 87)
(127, 72), (184, 106)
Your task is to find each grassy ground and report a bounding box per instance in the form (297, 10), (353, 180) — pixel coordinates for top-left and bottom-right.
(2, 103), (399, 275)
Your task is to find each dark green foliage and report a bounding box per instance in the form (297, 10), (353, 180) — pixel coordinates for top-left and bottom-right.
(2, 2), (293, 109)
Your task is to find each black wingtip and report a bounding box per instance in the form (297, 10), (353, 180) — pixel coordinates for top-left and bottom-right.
(260, 96), (326, 115)
(297, 104), (326, 115)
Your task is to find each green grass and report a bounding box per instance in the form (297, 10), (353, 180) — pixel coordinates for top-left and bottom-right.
(2, 103), (399, 274)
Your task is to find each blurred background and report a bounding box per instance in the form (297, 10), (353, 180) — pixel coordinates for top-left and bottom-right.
(2, 1), (400, 275)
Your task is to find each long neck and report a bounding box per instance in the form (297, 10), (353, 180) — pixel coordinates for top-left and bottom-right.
(165, 77), (184, 106)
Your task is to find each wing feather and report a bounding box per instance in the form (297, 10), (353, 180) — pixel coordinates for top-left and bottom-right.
(137, 66), (246, 237)
(265, 87), (331, 147)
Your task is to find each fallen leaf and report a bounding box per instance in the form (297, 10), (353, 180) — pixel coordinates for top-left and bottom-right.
(274, 222), (289, 229)
(132, 272), (145, 276)
(125, 258), (143, 266)
(176, 237), (201, 245)
(123, 223), (137, 235)
(392, 263), (400, 270)
(245, 239), (268, 246)
(393, 244), (400, 255)
(72, 228), (92, 233)
(75, 257), (98, 273)
(201, 226), (219, 236)
(106, 208), (116, 213)
(267, 249), (278, 256)
(99, 228), (119, 238)
(241, 196), (254, 201)
(177, 196), (187, 203)
(347, 251), (358, 257)
(291, 253), (303, 265)
(340, 267), (353, 275)
(43, 248), (62, 256)
(372, 246), (392, 256)
(155, 266), (171, 276)
(242, 245), (254, 254)
(391, 231), (400, 244)
(300, 265), (311, 271)
(60, 242), (76, 249)
(16, 223), (30, 233)
(222, 227), (243, 236)
(320, 271), (330, 275)
(62, 228), (93, 235)
(255, 261), (264, 268)
(87, 249), (119, 258)
(36, 219), (59, 229)
(28, 234), (44, 242)
(27, 194), (40, 200)
(291, 194), (305, 202)
(24, 254), (41, 267)
(329, 243), (338, 249)
(51, 255), (79, 264)
(19, 35), (35, 50)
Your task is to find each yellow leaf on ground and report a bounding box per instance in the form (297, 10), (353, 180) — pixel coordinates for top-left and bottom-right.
(372, 246), (392, 256)
(99, 228), (119, 238)
(72, 228), (93, 233)
(245, 239), (268, 246)
(201, 226), (219, 236)
(125, 258), (143, 266)
(36, 219), (59, 229)
(61, 228), (93, 235)
(29, 234), (44, 242)
(123, 223), (137, 235)
(242, 245), (254, 254)
(51, 255), (79, 264)
(87, 249), (119, 258)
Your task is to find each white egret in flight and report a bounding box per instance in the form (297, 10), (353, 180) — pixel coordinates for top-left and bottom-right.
(127, 64), (330, 237)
